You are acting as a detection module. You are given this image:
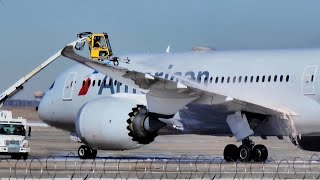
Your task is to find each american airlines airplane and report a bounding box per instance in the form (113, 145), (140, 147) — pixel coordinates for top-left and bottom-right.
(38, 39), (320, 162)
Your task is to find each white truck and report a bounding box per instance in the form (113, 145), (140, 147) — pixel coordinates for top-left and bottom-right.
(0, 111), (30, 159)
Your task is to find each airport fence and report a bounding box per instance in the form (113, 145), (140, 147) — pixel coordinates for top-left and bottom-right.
(1, 153), (320, 179)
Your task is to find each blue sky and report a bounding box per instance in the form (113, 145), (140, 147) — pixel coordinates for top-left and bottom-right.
(1, 0), (320, 99)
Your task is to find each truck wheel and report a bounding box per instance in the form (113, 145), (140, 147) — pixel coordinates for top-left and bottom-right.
(22, 153), (28, 160)
(11, 154), (21, 160)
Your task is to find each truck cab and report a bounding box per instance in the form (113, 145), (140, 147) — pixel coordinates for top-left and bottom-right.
(0, 111), (30, 159)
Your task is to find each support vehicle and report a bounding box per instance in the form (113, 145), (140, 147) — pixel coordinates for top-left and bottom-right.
(0, 111), (30, 159)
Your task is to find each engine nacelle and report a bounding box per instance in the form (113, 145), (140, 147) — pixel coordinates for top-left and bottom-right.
(76, 96), (165, 150)
(291, 135), (320, 152)
(76, 97), (143, 150)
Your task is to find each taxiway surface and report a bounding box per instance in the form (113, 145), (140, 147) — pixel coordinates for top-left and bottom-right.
(1, 107), (320, 179)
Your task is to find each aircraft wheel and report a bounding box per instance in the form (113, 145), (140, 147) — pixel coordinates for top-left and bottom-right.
(253, 144), (268, 162)
(78, 145), (90, 159)
(239, 145), (253, 162)
(89, 149), (97, 159)
(223, 144), (239, 162)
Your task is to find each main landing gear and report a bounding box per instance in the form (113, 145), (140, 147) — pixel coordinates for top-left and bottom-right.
(78, 145), (97, 159)
(223, 138), (268, 162)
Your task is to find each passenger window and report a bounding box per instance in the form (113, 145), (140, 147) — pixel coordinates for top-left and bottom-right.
(262, 76), (265, 82)
(286, 75), (289, 82)
(221, 77), (224, 83)
(280, 75), (283, 82)
(244, 76), (248, 83)
(268, 76), (271, 82)
(109, 79), (112, 86)
(98, 80), (101, 86)
(311, 75), (314, 82)
(104, 79), (107, 86)
(256, 76), (259, 82)
(274, 75), (277, 82)
(233, 76), (236, 83)
(92, 80), (96, 87)
(250, 76), (254, 83)
(238, 76), (242, 83)
(87, 79), (91, 86)
(210, 77), (213, 83)
(215, 77), (219, 83)
(227, 77), (230, 83)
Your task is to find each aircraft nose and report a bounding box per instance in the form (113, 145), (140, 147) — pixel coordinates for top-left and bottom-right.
(38, 91), (54, 123)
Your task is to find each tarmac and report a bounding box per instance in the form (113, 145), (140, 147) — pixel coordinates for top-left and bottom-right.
(1, 107), (320, 179)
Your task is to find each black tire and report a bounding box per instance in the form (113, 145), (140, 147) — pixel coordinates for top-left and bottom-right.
(22, 153), (28, 160)
(89, 149), (97, 159)
(253, 144), (268, 162)
(78, 145), (90, 159)
(11, 154), (21, 160)
(223, 144), (239, 162)
(239, 145), (253, 162)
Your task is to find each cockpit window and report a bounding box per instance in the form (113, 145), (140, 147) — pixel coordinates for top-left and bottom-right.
(49, 81), (55, 90)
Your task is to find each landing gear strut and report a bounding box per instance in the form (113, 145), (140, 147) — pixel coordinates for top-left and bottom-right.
(223, 138), (268, 162)
(78, 145), (97, 159)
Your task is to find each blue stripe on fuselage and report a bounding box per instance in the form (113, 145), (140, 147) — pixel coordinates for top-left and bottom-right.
(98, 75), (137, 95)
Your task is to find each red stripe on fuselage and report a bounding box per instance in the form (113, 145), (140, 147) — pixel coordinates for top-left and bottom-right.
(78, 78), (91, 96)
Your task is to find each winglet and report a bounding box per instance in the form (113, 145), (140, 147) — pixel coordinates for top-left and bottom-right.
(166, 45), (170, 53)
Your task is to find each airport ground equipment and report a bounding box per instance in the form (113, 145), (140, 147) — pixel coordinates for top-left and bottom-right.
(0, 110), (30, 159)
(76, 32), (113, 60)
(76, 32), (130, 65)
(0, 33), (127, 108)
(0, 45), (64, 108)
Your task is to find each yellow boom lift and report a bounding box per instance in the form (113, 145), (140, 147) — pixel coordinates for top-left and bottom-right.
(76, 32), (113, 60)
(75, 32), (130, 65)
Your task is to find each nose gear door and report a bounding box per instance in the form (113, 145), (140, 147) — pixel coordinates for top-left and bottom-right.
(302, 65), (318, 95)
(63, 72), (77, 101)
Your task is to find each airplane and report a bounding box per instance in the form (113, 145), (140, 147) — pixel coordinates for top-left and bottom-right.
(38, 38), (320, 162)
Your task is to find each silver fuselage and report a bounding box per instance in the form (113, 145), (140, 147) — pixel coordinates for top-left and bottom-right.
(39, 49), (320, 137)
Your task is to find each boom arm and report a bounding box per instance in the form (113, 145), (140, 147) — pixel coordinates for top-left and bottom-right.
(0, 50), (62, 107)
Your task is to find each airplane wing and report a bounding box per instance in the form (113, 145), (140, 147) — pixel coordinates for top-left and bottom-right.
(61, 42), (292, 116)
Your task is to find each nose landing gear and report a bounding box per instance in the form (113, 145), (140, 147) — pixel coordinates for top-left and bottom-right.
(223, 138), (268, 163)
(78, 145), (97, 159)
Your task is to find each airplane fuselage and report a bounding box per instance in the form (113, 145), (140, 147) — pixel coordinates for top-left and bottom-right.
(39, 49), (320, 137)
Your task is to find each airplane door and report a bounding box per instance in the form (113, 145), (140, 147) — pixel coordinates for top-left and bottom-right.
(302, 65), (318, 95)
(63, 72), (77, 101)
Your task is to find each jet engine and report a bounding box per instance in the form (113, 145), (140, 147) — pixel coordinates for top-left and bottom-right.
(290, 135), (320, 151)
(75, 97), (166, 150)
